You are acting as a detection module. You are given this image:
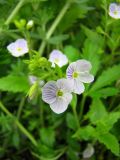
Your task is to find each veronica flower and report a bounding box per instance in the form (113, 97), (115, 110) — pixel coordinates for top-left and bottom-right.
(42, 78), (73, 114)
(49, 50), (68, 67)
(83, 144), (94, 159)
(7, 39), (28, 57)
(109, 3), (120, 19)
(66, 60), (94, 94)
(29, 75), (44, 87)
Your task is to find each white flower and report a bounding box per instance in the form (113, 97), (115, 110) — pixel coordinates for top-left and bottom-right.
(66, 60), (94, 94)
(83, 144), (94, 159)
(7, 39), (28, 57)
(109, 3), (120, 19)
(29, 75), (44, 87)
(26, 20), (34, 29)
(42, 78), (73, 114)
(49, 50), (68, 67)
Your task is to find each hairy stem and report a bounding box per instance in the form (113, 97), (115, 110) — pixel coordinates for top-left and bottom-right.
(72, 107), (80, 128)
(38, 1), (71, 55)
(5, 0), (25, 25)
(0, 101), (38, 147)
(79, 95), (86, 122)
(17, 97), (26, 119)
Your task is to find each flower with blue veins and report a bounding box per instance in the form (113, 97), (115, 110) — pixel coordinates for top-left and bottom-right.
(42, 78), (73, 114)
(66, 59), (94, 94)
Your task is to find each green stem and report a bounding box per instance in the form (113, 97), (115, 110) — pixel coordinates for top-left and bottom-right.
(79, 95), (86, 122)
(72, 107), (80, 128)
(5, 0), (25, 25)
(17, 97), (26, 119)
(38, 0), (71, 55)
(39, 99), (44, 127)
(0, 101), (38, 147)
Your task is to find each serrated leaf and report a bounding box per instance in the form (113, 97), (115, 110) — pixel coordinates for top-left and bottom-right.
(73, 125), (96, 140)
(0, 75), (30, 93)
(97, 133), (119, 156)
(89, 87), (119, 98)
(97, 112), (120, 132)
(89, 64), (120, 92)
(86, 99), (107, 124)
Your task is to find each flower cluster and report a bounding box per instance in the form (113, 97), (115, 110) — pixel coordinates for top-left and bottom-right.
(42, 51), (94, 114)
(7, 39), (94, 114)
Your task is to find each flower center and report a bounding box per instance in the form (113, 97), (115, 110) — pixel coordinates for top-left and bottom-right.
(57, 90), (63, 97)
(54, 58), (59, 63)
(72, 72), (79, 78)
(114, 10), (118, 15)
(17, 47), (22, 52)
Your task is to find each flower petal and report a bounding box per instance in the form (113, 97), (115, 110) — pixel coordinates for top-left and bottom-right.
(58, 54), (68, 67)
(29, 75), (37, 84)
(79, 72), (94, 83)
(42, 81), (57, 104)
(7, 42), (20, 57)
(57, 78), (74, 92)
(73, 79), (85, 94)
(66, 62), (77, 79)
(109, 3), (117, 13)
(50, 96), (71, 114)
(16, 39), (28, 54)
(76, 60), (92, 72)
(49, 49), (68, 67)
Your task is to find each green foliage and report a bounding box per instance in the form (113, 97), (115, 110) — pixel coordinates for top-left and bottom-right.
(86, 99), (107, 124)
(64, 45), (80, 62)
(97, 133), (119, 156)
(89, 64), (120, 92)
(0, 75), (30, 93)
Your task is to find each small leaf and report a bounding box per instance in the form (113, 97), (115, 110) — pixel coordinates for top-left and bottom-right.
(86, 99), (107, 124)
(89, 64), (120, 92)
(89, 87), (119, 99)
(0, 75), (30, 93)
(97, 133), (119, 156)
(73, 125), (96, 140)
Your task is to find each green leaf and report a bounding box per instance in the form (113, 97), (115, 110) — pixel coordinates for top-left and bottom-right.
(86, 99), (107, 124)
(73, 125), (96, 141)
(59, 2), (90, 32)
(48, 34), (69, 45)
(81, 26), (104, 76)
(89, 87), (119, 99)
(66, 113), (78, 131)
(97, 133), (119, 156)
(97, 112), (120, 132)
(12, 130), (20, 148)
(40, 127), (55, 147)
(63, 45), (80, 62)
(89, 64), (120, 92)
(0, 75), (30, 93)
